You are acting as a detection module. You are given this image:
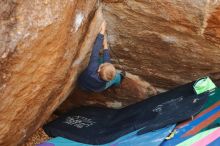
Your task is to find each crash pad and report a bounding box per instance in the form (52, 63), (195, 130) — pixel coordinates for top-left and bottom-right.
(161, 88), (220, 146)
(44, 81), (208, 144)
(176, 127), (220, 146)
(38, 124), (175, 146)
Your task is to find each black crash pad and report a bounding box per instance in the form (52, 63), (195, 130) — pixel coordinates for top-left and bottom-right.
(43, 81), (208, 145)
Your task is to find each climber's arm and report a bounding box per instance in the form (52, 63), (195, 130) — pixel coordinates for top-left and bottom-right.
(88, 33), (104, 66)
(103, 34), (111, 63)
(87, 22), (106, 71)
(103, 49), (111, 63)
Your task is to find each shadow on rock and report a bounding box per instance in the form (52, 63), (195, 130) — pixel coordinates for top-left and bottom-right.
(56, 72), (157, 114)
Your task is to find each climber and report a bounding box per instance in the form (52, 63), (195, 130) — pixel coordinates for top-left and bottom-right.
(78, 21), (125, 92)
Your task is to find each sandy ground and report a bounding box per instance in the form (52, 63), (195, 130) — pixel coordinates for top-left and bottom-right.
(22, 128), (50, 146)
(23, 114), (58, 146)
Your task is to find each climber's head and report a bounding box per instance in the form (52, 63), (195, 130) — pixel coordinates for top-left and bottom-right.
(98, 63), (116, 81)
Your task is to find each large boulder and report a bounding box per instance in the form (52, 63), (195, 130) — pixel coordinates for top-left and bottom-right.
(0, 0), (103, 145)
(102, 0), (220, 89)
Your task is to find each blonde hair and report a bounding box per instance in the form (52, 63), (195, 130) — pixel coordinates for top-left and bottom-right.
(99, 63), (116, 81)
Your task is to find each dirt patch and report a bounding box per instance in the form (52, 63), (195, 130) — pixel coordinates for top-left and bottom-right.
(22, 128), (49, 146)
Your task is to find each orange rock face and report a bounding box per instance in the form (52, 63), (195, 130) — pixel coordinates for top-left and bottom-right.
(0, 0), (103, 145)
(103, 0), (220, 89)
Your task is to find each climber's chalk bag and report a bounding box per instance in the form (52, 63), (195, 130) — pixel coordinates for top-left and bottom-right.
(193, 76), (216, 95)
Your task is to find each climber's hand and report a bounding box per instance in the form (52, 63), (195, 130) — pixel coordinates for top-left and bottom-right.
(100, 21), (106, 35)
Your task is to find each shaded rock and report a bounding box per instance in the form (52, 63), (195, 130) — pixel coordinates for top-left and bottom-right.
(104, 72), (158, 100)
(210, 72), (220, 87)
(57, 72), (157, 114)
(102, 0), (220, 89)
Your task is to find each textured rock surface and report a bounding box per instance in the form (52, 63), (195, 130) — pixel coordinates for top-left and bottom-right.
(0, 0), (103, 145)
(57, 72), (157, 114)
(102, 0), (220, 89)
(22, 114), (57, 146)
